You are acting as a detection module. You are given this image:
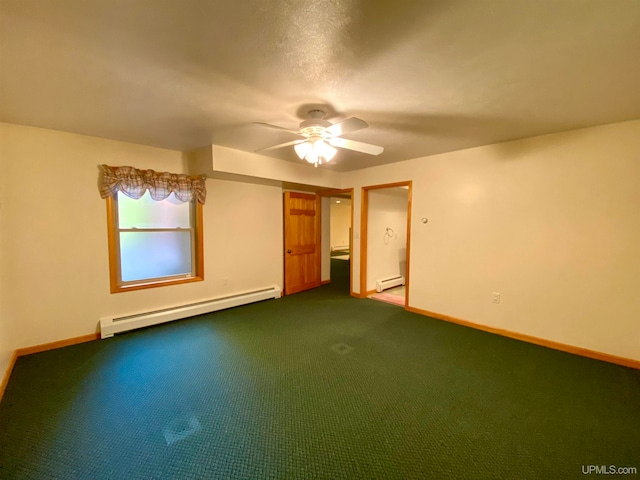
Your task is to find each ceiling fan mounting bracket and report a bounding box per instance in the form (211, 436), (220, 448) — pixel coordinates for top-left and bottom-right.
(299, 109), (331, 131)
(307, 109), (326, 119)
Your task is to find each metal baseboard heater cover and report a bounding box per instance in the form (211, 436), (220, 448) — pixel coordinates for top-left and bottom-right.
(375, 275), (405, 293)
(100, 285), (281, 339)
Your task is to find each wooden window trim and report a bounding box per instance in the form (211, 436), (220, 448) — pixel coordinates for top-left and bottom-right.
(106, 195), (204, 294)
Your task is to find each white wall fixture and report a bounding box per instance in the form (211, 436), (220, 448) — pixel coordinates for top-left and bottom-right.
(384, 227), (397, 245)
(376, 275), (405, 293)
(100, 286), (281, 338)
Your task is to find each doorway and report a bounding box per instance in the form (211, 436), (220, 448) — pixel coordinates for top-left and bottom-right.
(318, 188), (354, 296)
(360, 182), (412, 307)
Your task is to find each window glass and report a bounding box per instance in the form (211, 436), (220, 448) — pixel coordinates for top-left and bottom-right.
(119, 231), (192, 282)
(117, 191), (191, 229)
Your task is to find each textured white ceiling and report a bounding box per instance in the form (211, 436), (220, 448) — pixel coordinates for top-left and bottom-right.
(1, 0), (639, 171)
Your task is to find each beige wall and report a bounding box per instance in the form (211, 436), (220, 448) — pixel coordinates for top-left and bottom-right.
(192, 145), (342, 189)
(321, 197), (331, 282)
(366, 189), (408, 291)
(343, 120), (640, 361)
(2, 119), (639, 368)
(0, 123), (283, 351)
(330, 202), (351, 250)
(0, 130), (10, 377)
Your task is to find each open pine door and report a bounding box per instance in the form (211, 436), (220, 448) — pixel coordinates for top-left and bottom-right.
(283, 191), (321, 295)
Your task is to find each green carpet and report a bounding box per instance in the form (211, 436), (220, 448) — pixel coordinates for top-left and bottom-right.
(1, 260), (638, 479)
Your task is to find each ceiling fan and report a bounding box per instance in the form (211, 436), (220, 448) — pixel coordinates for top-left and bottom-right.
(254, 109), (384, 167)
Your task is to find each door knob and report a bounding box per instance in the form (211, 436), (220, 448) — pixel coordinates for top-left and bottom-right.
(286, 249), (292, 254)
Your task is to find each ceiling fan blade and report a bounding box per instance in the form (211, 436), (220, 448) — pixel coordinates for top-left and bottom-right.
(328, 137), (384, 155)
(253, 122), (303, 136)
(255, 139), (307, 153)
(324, 117), (368, 137)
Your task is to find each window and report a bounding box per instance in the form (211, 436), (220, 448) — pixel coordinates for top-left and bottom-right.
(106, 190), (203, 293)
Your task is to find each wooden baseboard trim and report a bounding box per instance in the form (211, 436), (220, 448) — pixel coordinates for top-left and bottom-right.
(0, 351), (19, 402)
(1, 333), (100, 402)
(15, 333), (100, 357)
(405, 306), (640, 370)
(321, 279), (331, 285)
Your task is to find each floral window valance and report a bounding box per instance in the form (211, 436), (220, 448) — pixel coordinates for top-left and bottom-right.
(99, 165), (207, 204)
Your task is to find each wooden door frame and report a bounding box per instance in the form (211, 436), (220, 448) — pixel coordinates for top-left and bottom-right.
(360, 181), (413, 307)
(317, 188), (355, 296)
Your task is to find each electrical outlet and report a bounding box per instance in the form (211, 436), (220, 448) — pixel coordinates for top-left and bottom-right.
(492, 292), (500, 304)
(223, 278), (228, 286)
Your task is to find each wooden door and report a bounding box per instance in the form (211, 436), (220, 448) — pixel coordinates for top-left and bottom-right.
(283, 191), (321, 295)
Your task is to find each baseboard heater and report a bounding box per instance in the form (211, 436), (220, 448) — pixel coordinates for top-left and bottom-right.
(375, 275), (405, 293)
(100, 285), (281, 339)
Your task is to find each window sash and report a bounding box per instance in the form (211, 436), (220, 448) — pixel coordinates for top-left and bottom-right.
(117, 230), (195, 284)
(106, 195), (204, 293)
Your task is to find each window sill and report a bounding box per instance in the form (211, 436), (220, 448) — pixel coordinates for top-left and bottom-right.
(110, 275), (204, 294)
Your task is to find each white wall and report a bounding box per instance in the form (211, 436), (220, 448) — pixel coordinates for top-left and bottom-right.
(330, 202), (351, 249)
(343, 120), (640, 361)
(2, 119), (639, 365)
(0, 123), (283, 350)
(366, 189), (408, 291)
(192, 145), (342, 189)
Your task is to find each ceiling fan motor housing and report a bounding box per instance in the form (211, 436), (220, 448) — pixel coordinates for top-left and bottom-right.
(299, 124), (329, 138)
(299, 109), (331, 133)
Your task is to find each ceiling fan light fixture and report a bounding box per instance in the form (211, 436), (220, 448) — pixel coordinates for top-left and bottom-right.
(254, 111), (383, 167)
(305, 149), (319, 164)
(294, 139), (337, 166)
(315, 140), (337, 161)
(294, 142), (311, 159)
